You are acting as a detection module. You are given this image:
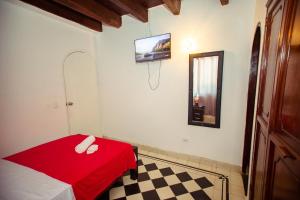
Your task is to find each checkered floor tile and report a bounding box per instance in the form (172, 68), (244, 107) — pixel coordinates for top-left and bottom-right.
(97, 154), (228, 200)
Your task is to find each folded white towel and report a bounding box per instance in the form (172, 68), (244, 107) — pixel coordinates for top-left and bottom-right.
(86, 144), (98, 154)
(75, 135), (95, 154)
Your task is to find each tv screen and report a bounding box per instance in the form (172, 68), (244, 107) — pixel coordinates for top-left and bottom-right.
(135, 33), (171, 63)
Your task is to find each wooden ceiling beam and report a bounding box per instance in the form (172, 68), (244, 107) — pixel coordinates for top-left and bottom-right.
(162, 0), (181, 15)
(220, 0), (229, 6)
(52, 0), (122, 28)
(109, 0), (148, 22)
(20, 0), (102, 31)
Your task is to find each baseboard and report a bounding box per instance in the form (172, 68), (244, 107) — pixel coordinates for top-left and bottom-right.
(103, 135), (241, 173)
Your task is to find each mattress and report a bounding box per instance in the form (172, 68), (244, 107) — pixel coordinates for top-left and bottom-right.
(0, 159), (75, 200)
(3, 134), (136, 200)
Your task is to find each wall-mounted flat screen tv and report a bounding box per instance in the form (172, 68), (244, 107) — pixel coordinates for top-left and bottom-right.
(135, 33), (171, 63)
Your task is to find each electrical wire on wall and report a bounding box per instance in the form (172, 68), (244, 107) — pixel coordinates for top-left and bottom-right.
(147, 60), (162, 90)
(146, 21), (162, 91)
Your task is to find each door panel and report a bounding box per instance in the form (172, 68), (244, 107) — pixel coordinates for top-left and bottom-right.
(269, 141), (300, 200)
(280, 0), (300, 143)
(253, 127), (268, 200)
(259, 0), (284, 123)
(64, 53), (100, 136)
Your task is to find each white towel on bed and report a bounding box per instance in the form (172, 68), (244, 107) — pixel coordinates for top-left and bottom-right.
(86, 144), (98, 154)
(75, 135), (95, 154)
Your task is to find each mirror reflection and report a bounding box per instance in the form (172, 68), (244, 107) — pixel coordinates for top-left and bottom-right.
(188, 51), (224, 128)
(193, 56), (218, 124)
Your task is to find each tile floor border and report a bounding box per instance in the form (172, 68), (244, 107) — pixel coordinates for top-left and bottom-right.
(138, 153), (230, 200)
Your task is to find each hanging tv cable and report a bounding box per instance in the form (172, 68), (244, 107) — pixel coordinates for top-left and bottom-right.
(146, 21), (162, 91)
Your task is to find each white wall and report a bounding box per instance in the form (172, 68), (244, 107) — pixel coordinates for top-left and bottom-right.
(0, 0), (258, 165)
(96, 0), (256, 165)
(0, 0), (100, 157)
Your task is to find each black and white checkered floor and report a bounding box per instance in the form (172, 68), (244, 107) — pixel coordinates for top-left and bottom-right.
(98, 154), (228, 200)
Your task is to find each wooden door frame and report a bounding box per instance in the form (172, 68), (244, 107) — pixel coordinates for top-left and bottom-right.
(241, 23), (262, 195)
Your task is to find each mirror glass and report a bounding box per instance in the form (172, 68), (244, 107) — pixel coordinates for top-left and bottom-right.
(188, 51), (224, 128)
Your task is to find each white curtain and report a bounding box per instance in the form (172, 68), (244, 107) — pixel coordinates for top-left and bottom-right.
(193, 56), (218, 98)
(193, 56), (218, 116)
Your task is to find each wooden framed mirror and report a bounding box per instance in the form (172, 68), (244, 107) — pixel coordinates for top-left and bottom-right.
(188, 51), (224, 128)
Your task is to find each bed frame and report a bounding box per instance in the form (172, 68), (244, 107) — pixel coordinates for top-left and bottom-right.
(130, 145), (138, 180)
(96, 145), (138, 199)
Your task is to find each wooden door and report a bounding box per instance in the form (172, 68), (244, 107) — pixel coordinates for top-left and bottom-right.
(266, 0), (300, 199)
(250, 0), (300, 199)
(250, 0), (285, 199)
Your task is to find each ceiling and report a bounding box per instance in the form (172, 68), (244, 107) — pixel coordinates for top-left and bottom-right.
(20, 0), (229, 32)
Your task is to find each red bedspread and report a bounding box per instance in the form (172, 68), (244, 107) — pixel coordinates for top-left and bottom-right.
(5, 134), (136, 200)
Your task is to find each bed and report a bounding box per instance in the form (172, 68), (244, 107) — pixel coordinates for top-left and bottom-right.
(0, 134), (137, 200)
